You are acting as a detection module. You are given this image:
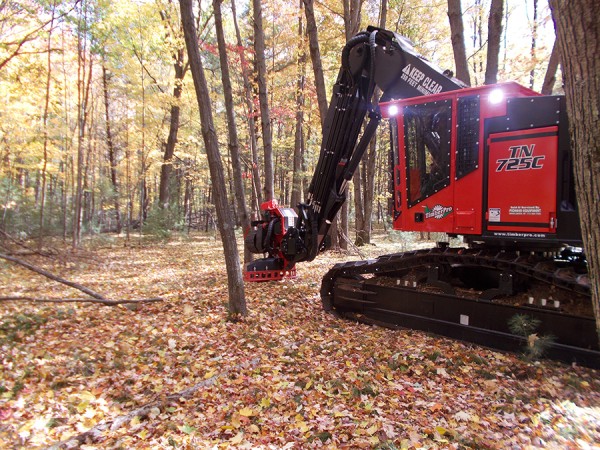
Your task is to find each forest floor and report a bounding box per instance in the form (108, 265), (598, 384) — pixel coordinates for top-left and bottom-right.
(0, 231), (599, 449)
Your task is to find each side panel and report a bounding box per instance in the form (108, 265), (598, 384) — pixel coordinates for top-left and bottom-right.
(486, 127), (558, 234)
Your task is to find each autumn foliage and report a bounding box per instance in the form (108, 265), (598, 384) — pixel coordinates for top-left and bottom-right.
(1, 234), (598, 449)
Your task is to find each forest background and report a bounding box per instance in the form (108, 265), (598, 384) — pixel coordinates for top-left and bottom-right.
(0, 0), (557, 248)
(2, 1), (600, 449)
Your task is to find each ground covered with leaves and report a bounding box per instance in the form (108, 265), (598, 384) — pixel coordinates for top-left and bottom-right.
(1, 232), (599, 449)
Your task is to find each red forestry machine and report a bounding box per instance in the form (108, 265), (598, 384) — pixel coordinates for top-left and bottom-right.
(244, 27), (598, 367)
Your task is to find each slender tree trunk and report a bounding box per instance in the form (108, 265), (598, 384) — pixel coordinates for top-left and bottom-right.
(252, 0), (274, 201)
(343, 0), (363, 40)
(180, 0), (247, 317)
(342, 0), (364, 250)
(550, 0), (600, 343)
(541, 38), (560, 95)
(291, 0), (306, 209)
(447, 0), (471, 86)
(302, 0), (328, 127)
(529, 0), (538, 89)
(214, 0), (251, 263)
(73, 3), (93, 248)
(364, 0), (387, 244)
(39, 6), (55, 250)
(231, 0), (262, 212)
(158, 48), (184, 209)
(102, 64), (122, 233)
(484, 0), (503, 85)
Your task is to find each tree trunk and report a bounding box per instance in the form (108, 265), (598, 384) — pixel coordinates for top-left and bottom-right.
(355, 0), (387, 246)
(73, 8), (93, 248)
(447, 0), (471, 86)
(291, 0), (306, 209)
(214, 0), (252, 263)
(252, 0), (274, 201)
(302, 0), (328, 127)
(180, 0), (247, 317)
(158, 47), (184, 209)
(549, 0), (600, 343)
(343, 0), (363, 40)
(343, 0), (364, 248)
(484, 0), (503, 85)
(541, 38), (560, 95)
(38, 6), (55, 250)
(231, 0), (262, 212)
(529, 0), (539, 89)
(102, 63), (122, 233)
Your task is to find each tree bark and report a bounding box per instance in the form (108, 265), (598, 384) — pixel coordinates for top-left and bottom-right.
(355, 0), (387, 246)
(549, 0), (600, 343)
(102, 63), (122, 233)
(484, 0), (504, 85)
(343, 0), (363, 40)
(529, 0), (539, 89)
(73, 3), (93, 248)
(38, 6), (55, 250)
(291, 0), (306, 209)
(213, 0), (252, 263)
(231, 0), (262, 211)
(447, 0), (471, 86)
(180, 0), (247, 317)
(302, 0), (328, 127)
(541, 38), (560, 95)
(252, 0), (275, 201)
(158, 47), (185, 209)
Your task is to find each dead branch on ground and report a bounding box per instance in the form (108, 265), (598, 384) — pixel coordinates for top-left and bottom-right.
(0, 296), (163, 306)
(47, 358), (260, 449)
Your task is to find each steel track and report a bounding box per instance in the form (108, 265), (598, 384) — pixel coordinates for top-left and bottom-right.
(320, 247), (599, 367)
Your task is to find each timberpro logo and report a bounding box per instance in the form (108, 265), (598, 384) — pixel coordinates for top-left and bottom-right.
(424, 204), (453, 220)
(496, 144), (545, 172)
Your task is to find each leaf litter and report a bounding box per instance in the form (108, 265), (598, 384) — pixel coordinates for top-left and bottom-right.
(0, 233), (599, 449)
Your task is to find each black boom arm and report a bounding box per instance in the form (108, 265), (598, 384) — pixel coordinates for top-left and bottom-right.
(244, 27), (465, 280)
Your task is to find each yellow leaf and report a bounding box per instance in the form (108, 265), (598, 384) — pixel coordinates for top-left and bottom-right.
(435, 426), (447, 436)
(239, 407), (255, 417)
(230, 432), (244, 444)
(259, 397), (271, 408)
(294, 413), (304, 422)
(137, 428), (148, 439)
(231, 415), (241, 428)
(366, 424), (379, 435)
(130, 416), (141, 427)
(369, 435), (380, 445)
(298, 421), (309, 433)
(248, 424), (260, 433)
(204, 371), (216, 379)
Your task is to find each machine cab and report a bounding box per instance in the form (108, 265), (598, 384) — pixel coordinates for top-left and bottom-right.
(382, 82), (582, 248)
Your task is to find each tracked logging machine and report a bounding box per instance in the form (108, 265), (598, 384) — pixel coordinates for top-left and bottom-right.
(244, 27), (599, 366)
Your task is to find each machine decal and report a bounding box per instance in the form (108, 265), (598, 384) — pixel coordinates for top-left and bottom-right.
(424, 204), (453, 220)
(401, 64), (444, 95)
(509, 205), (541, 216)
(495, 144), (545, 172)
(489, 208), (501, 222)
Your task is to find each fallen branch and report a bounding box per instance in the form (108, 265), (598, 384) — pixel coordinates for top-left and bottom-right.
(0, 252), (105, 300)
(0, 229), (55, 259)
(47, 357), (261, 450)
(0, 296), (163, 306)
